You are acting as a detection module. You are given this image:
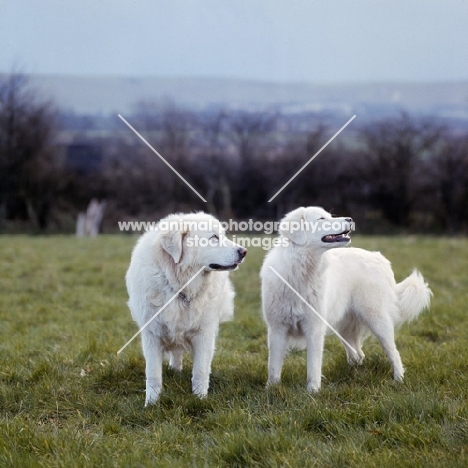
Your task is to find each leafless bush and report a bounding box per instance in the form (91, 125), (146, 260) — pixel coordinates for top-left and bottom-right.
(0, 71), (59, 230)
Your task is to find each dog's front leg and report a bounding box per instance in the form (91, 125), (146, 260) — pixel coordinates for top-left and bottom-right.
(191, 326), (217, 398)
(141, 329), (164, 406)
(305, 321), (326, 392)
(266, 325), (288, 386)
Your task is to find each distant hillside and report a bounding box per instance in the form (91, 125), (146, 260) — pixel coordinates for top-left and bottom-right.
(24, 74), (468, 121)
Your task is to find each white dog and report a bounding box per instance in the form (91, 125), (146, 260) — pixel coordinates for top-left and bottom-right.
(126, 212), (247, 405)
(261, 206), (431, 392)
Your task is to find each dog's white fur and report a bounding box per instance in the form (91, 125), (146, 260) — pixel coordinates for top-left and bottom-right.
(261, 206), (432, 391)
(126, 212), (247, 405)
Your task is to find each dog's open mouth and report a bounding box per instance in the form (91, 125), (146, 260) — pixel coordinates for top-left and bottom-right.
(321, 231), (351, 243)
(209, 263), (240, 271)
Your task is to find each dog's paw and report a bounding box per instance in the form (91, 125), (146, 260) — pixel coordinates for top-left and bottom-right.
(347, 354), (365, 366)
(306, 380), (321, 393)
(145, 392), (160, 406)
(392, 363), (405, 382)
(169, 351), (183, 371)
(192, 388), (208, 399)
(266, 378), (281, 388)
(145, 379), (161, 406)
(192, 380), (209, 398)
(168, 362), (183, 372)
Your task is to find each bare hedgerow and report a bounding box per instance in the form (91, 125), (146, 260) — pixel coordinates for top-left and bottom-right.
(0, 70), (59, 230)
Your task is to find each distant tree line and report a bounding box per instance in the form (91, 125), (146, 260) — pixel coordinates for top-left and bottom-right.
(1, 72), (468, 234)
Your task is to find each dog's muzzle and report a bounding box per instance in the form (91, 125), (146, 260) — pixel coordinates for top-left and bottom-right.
(209, 247), (247, 270)
(321, 218), (353, 244)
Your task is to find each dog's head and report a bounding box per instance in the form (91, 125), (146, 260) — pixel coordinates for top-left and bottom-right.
(279, 206), (353, 250)
(157, 212), (247, 272)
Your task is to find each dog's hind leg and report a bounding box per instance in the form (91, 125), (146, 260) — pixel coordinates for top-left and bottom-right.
(336, 314), (366, 365)
(169, 350), (183, 371)
(364, 313), (404, 381)
(267, 326), (289, 386)
(341, 335), (365, 366)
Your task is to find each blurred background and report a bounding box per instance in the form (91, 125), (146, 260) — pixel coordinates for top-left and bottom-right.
(1, 0), (467, 234)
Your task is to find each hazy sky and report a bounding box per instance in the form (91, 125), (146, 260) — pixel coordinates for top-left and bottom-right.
(1, 0), (467, 83)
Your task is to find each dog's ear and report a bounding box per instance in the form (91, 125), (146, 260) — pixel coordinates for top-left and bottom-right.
(159, 229), (187, 264)
(279, 208), (307, 245)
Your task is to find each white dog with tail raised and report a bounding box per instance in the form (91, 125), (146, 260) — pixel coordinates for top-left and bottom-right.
(261, 206), (431, 392)
(126, 212), (247, 405)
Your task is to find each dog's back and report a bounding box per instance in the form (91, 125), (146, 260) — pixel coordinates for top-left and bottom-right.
(323, 247), (431, 328)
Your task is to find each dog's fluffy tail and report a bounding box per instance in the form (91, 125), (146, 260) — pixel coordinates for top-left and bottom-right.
(395, 269), (432, 326)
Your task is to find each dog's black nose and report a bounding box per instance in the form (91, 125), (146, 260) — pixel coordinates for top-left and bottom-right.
(345, 218), (353, 223)
(238, 247), (247, 258)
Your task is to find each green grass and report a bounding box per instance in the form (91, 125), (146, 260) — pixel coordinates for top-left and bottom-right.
(0, 235), (467, 467)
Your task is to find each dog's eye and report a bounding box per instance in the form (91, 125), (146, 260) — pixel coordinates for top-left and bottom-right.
(210, 234), (219, 241)
(318, 217), (325, 220)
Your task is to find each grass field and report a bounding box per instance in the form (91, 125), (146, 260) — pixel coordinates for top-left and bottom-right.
(1, 235), (467, 467)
